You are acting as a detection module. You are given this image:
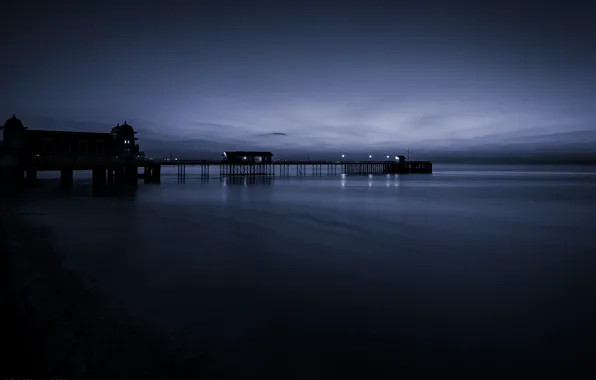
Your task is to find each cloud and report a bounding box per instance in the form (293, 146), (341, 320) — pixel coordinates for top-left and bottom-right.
(254, 132), (288, 137)
(5, 86), (596, 160)
(407, 113), (449, 130)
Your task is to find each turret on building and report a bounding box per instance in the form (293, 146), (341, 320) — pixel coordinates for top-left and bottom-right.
(2, 114), (28, 152)
(110, 121), (139, 161)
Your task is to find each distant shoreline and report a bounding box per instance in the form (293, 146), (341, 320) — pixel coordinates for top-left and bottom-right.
(433, 161), (596, 165)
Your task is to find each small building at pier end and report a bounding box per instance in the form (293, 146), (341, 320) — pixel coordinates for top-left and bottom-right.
(1, 115), (141, 164)
(222, 151), (273, 163)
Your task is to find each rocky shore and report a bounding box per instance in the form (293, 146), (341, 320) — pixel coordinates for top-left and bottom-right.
(0, 200), (215, 379)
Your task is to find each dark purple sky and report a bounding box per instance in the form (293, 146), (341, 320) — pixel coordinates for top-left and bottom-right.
(2, 0), (595, 160)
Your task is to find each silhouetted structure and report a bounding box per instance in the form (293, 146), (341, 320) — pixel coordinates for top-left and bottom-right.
(0, 115), (432, 189)
(1, 115), (140, 163)
(222, 151), (273, 163)
(110, 121), (140, 161)
(0, 115), (149, 187)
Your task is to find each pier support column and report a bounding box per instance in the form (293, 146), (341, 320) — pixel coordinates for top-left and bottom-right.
(124, 166), (137, 183)
(114, 167), (124, 184)
(107, 169), (114, 184)
(92, 168), (106, 186)
(1, 167), (25, 186)
(150, 165), (161, 183)
(60, 169), (73, 187)
(26, 168), (37, 183)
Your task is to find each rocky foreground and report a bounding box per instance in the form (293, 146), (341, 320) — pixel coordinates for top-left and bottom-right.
(0, 201), (216, 379)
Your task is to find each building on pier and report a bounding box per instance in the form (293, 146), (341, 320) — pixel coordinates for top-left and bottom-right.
(1, 115), (141, 163)
(110, 121), (139, 161)
(222, 151), (273, 163)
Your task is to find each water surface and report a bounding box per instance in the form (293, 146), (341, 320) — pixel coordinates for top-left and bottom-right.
(16, 164), (596, 377)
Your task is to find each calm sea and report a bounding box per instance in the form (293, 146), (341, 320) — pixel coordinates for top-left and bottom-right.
(13, 164), (596, 377)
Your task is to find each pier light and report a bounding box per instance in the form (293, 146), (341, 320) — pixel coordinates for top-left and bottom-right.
(369, 155), (372, 159)
(341, 154), (345, 158)
(386, 155), (390, 159)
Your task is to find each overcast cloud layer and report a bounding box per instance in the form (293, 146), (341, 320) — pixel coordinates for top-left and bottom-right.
(2, 0), (595, 161)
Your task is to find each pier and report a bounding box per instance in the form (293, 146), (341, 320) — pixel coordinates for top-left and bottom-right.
(0, 158), (432, 187)
(0, 115), (432, 189)
(169, 159), (432, 180)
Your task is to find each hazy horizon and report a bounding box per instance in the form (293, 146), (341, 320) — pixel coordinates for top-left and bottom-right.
(2, 0), (595, 162)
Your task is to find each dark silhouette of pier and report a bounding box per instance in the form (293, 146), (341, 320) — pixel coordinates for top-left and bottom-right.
(0, 115), (432, 189)
(164, 158), (432, 179)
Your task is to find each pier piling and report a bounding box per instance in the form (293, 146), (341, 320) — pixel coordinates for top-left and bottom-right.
(26, 168), (37, 183)
(60, 169), (73, 187)
(150, 165), (161, 183)
(92, 168), (106, 187)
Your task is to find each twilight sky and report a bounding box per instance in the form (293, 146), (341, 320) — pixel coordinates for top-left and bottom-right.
(2, 0), (595, 161)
